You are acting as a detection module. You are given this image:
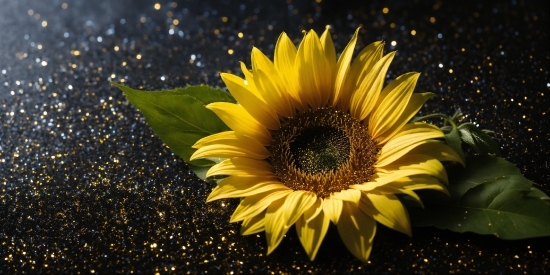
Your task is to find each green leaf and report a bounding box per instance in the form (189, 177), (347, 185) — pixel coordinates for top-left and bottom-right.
(188, 164), (212, 183)
(458, 123), (502, 156)
(189, 157), (226, 184)
(112, 83), (235, 167)
(409, 155), (550, 239)
(444, 123), (465, 162)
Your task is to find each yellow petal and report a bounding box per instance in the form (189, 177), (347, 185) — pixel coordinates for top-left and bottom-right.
(296, 199), (330, 260)
(220, 73), (280, 130)
(303, 198), (323, 223)
(331, 27), (359, 105)
(282, 191), (317, 227)
(239, 62), (261, 99)
(206, 157), (274, 178)
(206, 102), (271, 145)
(375, 123), (445, 167)
(295, 30), (331, 109)
(191, 135), (270, 160)
(192, 132), (267, 156)
(359, 192), (412, 236)
(407, 142), (465, 166)
(207, 175), (287, 202)
(352, 154), (447, 192)
(322, 196), (343, 224)
(350, 179), (388, 193)
(369, 72), (420, 139)
(337, 41), (384, 111)
(274, 32), (298, 78)
(241, 212), (266, 235)
(239, 62), (281, 111)
(336, 201), (377, 262)
(331, 189), (361, 205)
(192, 144), (266, 160)
(193, 131), (234, 148)
(350, 51), (396, 121)
(320, 27), (337, 104)
(386, 176), (449, 197)
(376, 185), (425, 208)
(390, 122), (443, 139)
(379, 154), (448, 184)
(252, 48), (294, 117)
(230, 189), (293, 222)
(401, 176), (448, 192)
(349, 41), (385, 86)
(274, 32), (300, 105)
(352, 176), (436, 208)
(255, 68), (295, 117)
(265, 197), (291, 255)
(320, 26), (336, 72)
(374, 92), (436, 144)
(251, 47), (280, 80)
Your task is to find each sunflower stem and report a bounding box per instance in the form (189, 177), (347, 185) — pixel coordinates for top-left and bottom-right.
(412, 113), (456, 129)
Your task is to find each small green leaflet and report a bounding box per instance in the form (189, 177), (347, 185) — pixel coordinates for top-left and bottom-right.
(414, 112), (502, 161)
(457, 123), (501, 156)
(409, 155), (550, 239)
(112, 83), (235, 172)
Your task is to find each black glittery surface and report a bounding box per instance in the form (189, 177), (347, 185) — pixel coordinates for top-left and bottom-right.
(1, 0), (549, 273)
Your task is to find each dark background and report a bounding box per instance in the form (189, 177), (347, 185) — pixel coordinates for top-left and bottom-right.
(1, 0), (549, 273)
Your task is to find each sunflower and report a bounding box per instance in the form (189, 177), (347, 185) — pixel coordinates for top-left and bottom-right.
(190, 27), (462, 262)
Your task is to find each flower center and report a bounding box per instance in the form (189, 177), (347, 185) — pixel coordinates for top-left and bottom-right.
(270, 107), (379, 198)
(289, 126), (350, 174)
